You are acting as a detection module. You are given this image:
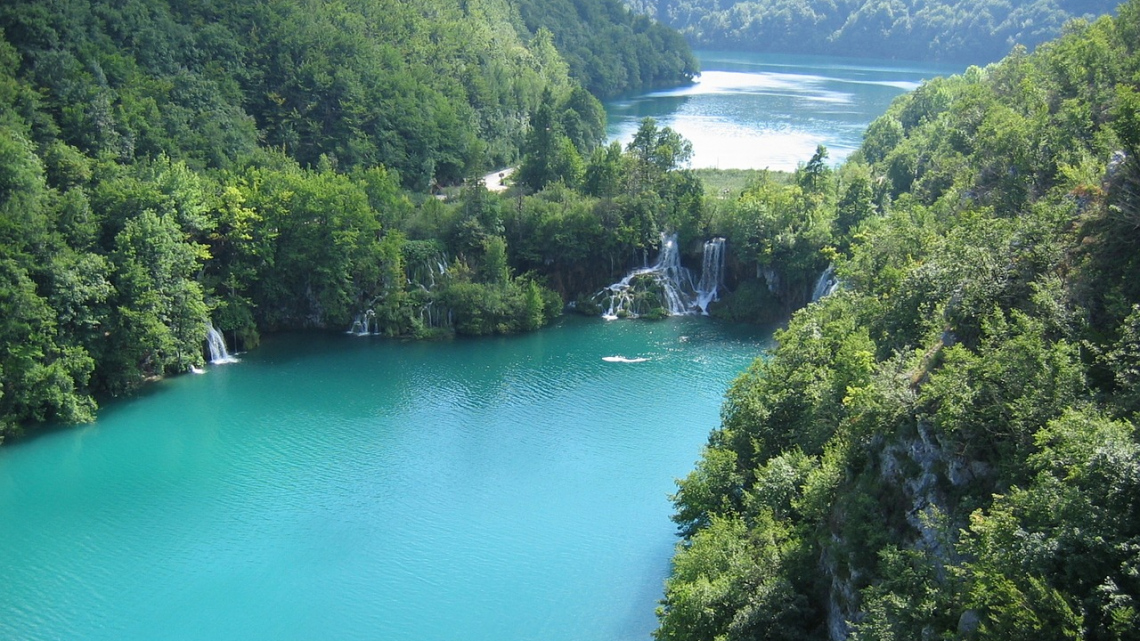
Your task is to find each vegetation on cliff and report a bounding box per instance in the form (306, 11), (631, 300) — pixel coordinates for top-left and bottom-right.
(656, 2), (1140, 638)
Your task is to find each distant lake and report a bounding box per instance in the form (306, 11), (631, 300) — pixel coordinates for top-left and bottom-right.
(605, 51), (963, 171)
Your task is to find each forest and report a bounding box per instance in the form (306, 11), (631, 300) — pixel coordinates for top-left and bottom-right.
(0, 0), (706, 440)
(629, 0), (1121, 63)
(512, 0), (698, 98)
(655, 1), (1140, 638)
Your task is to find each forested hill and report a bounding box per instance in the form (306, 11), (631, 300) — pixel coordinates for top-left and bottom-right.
(0, 0), (700, 440)
(655, 1), (1140, 639)
(629, 0), (1119, 63)
(512, 0), (698, 97)
(0, 0), (693, 188)
(0, 0), (549, 188)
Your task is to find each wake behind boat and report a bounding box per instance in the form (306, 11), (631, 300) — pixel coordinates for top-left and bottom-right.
(602, 356), (649, 363)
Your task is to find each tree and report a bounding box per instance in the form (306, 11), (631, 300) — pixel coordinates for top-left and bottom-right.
(102, 208), (209, 391)
(626, 118), (692, 194)
(518, 90), (585, 192)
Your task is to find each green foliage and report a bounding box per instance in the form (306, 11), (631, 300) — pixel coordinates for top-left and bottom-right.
(960, 408), (1140, 639)
(0, 256), (96, 440)
(513, 0), (697, 98)
(672, 447), (746, 537)
(919, 310), (1085, 478)
(626, 118), (694, 194)
(851, 546), (960, 641)
(657, 5), (1140, 639)
(238, 163), (379, 329)
(707, 164), (835, 311)
(101, 207), (209, 390)
(719, 292), (875, 472)
(517, 90), (588, 192)
(1100, 305), (1140, 416)
(437, 276), (559, 336)
(656, 513), (814, 641)
(1, 0), (669, 434)
(0, 0), (626, 188)
(629, 0), (1118, 64)
(505, 123), (713, 301)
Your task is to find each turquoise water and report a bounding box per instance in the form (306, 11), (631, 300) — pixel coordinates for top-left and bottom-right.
(605, 51), (963, 170)
(0, 317), (771, 640)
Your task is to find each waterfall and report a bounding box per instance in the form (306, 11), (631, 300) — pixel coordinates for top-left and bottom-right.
(205, 323), (238, 364)
(597, 233), (699, 319)
(420, 301), (451, 329)
(811, 264), (840, 302)
(695, 238), (726, 315)
(760, 267), (780, 293)
(348, 309), (376, 335)
(407, 252), (449, 289)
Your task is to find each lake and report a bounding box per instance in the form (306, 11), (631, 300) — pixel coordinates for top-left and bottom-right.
(605, 51), (963, 171)
(0, 317), (771, 641)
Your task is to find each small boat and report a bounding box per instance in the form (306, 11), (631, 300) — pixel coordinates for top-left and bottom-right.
(602, 356), (649, 363)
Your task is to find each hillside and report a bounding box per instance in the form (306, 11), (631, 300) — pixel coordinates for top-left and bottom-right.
(512, 0), (698, 98)
(631, 0), (1120, 63)
(655, 1), (1140, 639)
(0, 0), (701, 439)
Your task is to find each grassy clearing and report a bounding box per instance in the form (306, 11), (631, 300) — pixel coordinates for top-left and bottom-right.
(692, 168), (792, 197)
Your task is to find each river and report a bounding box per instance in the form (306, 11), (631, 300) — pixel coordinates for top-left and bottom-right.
(0, 317), (771, 641)
(605, 50), (963, 171)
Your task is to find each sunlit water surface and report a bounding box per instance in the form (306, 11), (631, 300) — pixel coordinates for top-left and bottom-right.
(0, 317), (771, 641)
(605, 51), (963, 170)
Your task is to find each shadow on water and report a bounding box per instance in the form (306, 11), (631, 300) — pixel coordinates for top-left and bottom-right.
(2, 374), (190, 450)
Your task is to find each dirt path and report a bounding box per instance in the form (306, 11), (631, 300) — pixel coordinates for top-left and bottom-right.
(482, 167), (515, 192)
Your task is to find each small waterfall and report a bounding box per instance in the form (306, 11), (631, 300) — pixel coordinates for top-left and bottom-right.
(205, 323), (238, 364)
(597, 233), (698, 319)
(760, 267), (780, 293)
(419, 301), (452, 330)
(695, 238), (726, 315)
(349, 309), (375, 335)
(407, 252), (450, 289)
(811, 264), (840, 302)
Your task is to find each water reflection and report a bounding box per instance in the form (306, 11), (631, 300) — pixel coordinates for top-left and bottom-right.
(605, 51), (963, 171)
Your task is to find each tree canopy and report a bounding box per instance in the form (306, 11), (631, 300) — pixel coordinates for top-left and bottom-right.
(631, 0), (1120, 63)
(0, 0), (694, 440)
(656, 2), (1140, 638)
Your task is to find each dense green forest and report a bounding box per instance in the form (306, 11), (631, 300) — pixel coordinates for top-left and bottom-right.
(655, 1), (1140, 638)
(630, 0), (1120, 62)
(0, 0), (708, 440)
(0, 0), (692, 189)
(513, 0), (698, 97)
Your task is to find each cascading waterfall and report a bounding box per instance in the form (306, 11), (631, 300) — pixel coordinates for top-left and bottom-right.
(760, 267), (780, 293)
(695, 238), (726, 314)
(419, 301), (452, 330)
(347, 249), (455, 337)
(205, 323), (238, 364)
(349, 309), (376, 335)
(811, 263), (840, 302)
(408, 251), (453, 331)
(597, 233), (711, 319)
(407, 253), (449, 289)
